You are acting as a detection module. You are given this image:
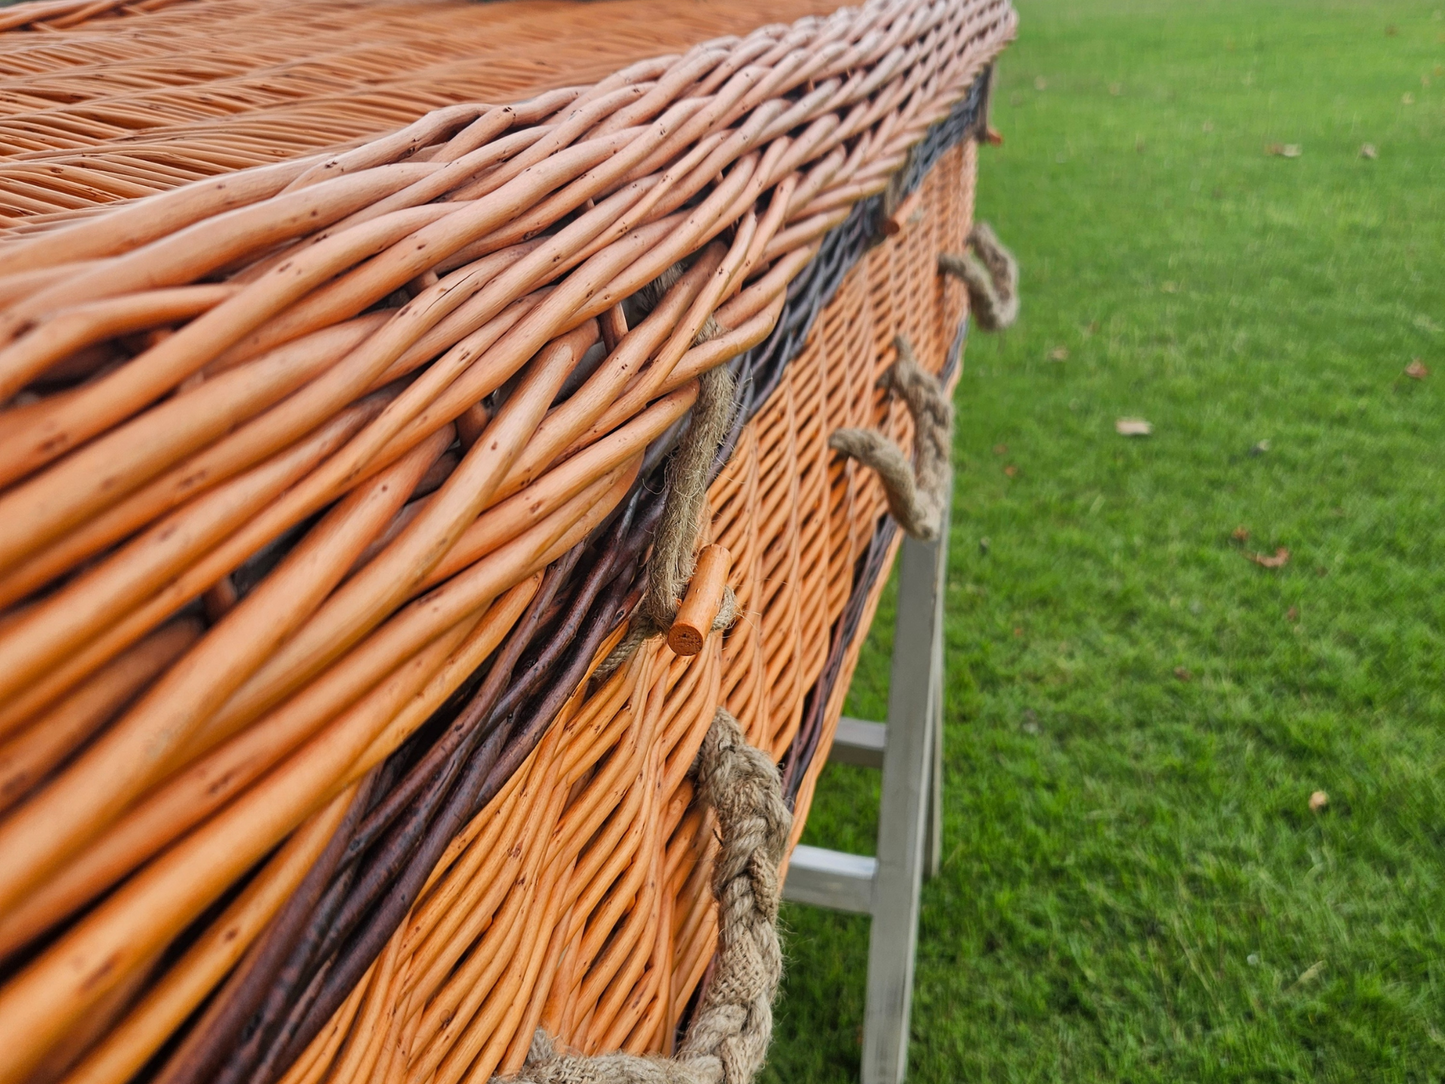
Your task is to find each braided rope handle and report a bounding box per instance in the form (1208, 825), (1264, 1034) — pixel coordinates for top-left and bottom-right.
(501, 708), (791, 1084)
(939, 221), (1020, 331)
(828, 335), (954, 543)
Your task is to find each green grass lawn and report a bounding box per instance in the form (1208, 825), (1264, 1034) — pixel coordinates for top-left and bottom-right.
(765, 1), (1445, 1080)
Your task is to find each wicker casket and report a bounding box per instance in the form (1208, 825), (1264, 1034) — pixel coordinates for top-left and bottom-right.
(0, 0), (1016, 1080)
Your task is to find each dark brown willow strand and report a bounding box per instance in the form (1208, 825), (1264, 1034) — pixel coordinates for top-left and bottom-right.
(161, 501), (649, 1084)
(150, 314), (676, 1080)
(147, 766), (384, 1084)
(278, 549), (647, 1082)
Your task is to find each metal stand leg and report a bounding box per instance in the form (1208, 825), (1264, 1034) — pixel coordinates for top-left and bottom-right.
(781, 490), (950, 1084)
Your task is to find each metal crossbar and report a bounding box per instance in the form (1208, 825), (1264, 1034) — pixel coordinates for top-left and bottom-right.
(781, 488), (951, 1084)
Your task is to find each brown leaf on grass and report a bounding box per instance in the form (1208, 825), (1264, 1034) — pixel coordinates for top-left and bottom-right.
(1003, 464), (1019, 477)
(1359, 142), (1378, 159)
(1247, 546), (1290, 569)
(1287, 606), (1299, 623)
(1405, 358), (1429, 379)
(1402, 92), (1416, 105)
(1309, 790), (1329, 813)
(1048, 346), (1070, 361)
(1266, 143), (1303, 158)
(1174, 666), (1193, 682)
(1115, 418), (1153, 436)
(993, 443), (1008, 455)
(1232, 525), (1251, 542)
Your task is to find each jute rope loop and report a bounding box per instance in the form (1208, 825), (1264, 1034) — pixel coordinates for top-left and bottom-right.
(828, 335), (954, 543)
(499, 707), (791, 1084)
(597, 361), (739, 679)
(938, 221), (1020, 331)
(642, 365), (739, 635)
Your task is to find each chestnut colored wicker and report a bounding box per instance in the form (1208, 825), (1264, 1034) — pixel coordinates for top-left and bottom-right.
(0, 0), (929, 233)
(0, 0), (1013, 1080)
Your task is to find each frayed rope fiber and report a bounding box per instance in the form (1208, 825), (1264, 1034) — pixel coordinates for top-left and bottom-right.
(597, 363), (738, 679)
(497, 708), (791, 1084)
(644, 365), (737, 635)
(828, 335), (953, 543)
(938, 221), (1019, 331)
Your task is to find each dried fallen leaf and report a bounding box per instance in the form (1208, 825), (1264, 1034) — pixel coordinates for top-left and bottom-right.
(1294, 960), (1326, 987)
(1405, 358), (1429, 379)
(1048, 346), (1069, 361)
(1003, 464), (1019, 477)
(1202, 120), (1215, 133)
(1174, 666), (1193, 682)
(1359, 142), (1378, 159)
(1232, 525), (1251, 542)
(1115, 418), (1153, 436)
(993, 443), (1008, 455)
(1013, 627), (1024, 638)
(1247, 547), (1290, 569)
(1402, 92), (1416, 105)
(1281, 143), (1303, 157)
(1287, 606), (1299, 623)
(1249, 439), (1270, 456)
(1309, 790), (1329, 813)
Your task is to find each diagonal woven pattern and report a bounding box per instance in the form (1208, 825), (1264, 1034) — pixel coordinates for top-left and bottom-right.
(0, 1), (1011, 1081)
(0, 0), (858, 230)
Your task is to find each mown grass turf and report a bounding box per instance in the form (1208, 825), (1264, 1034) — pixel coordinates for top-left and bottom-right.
(763, 1), (1445, 1080)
